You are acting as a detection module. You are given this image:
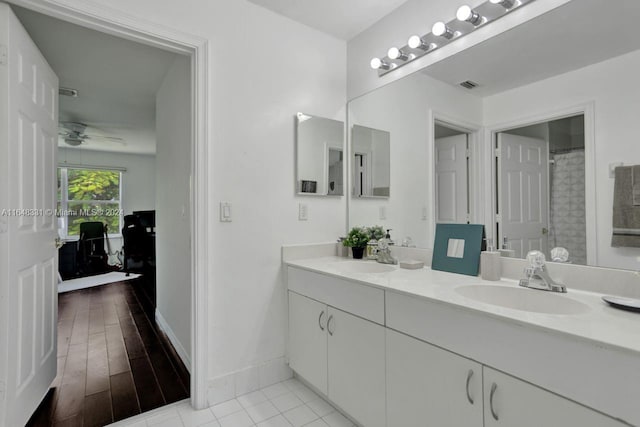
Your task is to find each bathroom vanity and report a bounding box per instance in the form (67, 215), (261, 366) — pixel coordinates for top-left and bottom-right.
(285, 256), (639, 427)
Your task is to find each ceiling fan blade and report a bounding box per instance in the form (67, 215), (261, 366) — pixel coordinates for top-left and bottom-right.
(84, 134), (126, 144)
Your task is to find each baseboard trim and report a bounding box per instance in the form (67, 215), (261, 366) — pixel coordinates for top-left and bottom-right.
(155, 309), (192, 373)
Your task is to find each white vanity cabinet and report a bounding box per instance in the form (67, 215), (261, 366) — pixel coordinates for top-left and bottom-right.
(288, 291), (328, 394)
(287, 267), (386, 427)
(483, 367), (625, 427)
(386, 329), (483, 427)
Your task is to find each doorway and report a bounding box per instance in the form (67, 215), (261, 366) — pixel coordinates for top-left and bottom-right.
(495, 114), (587, 264)
(0, 2), (208, 425)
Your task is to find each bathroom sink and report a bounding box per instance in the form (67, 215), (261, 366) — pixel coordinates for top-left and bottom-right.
(334, 261), (396, 274)
(455, 285), (590, 315)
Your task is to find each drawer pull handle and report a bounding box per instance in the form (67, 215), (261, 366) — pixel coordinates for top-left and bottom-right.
(318, 311), (325, 331)
(490, 382), (499, 421)
(465, 369), (474, 405)
(327, 315), (334, 336)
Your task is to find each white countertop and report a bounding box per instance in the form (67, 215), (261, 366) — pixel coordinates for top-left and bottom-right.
(286, 256), (640, 357)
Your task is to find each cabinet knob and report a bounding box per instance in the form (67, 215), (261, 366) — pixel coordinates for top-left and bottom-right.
(327, 315), (335, 336)
(465, 369), (474, 405)
(490, 382), (499, 421)
(318, 310), (326, 331)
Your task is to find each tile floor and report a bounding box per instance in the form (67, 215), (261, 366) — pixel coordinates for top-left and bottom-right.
(108, 378), (357, 427)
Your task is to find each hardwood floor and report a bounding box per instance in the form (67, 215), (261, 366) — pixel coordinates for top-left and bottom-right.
(27, 278), (190, 427)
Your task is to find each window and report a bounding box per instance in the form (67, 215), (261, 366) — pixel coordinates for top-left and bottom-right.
(57, 167), (123, 237)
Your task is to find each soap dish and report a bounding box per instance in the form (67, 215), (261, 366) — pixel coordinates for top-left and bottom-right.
(602, 296), (640, 313)
(400, 260), (424, 270)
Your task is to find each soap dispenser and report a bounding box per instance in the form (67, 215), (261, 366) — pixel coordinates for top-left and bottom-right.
(480, 238), (501, 281)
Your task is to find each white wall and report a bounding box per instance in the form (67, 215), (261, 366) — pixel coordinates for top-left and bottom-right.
(155, 55), (192, 368)
(349, 72), (482, 248)
(45, 0), (347, 392)
(484, 49), (640, 270)
(347, 0), (571, 99)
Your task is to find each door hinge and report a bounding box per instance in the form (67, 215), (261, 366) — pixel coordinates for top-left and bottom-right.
(495, 213), (502, 223)
(0, 45), (6, 66)
(0, 379), (5, 402)
(465, 148), (471, 159)
(494, 148), (501, 158)
(466, 213), (471, 223)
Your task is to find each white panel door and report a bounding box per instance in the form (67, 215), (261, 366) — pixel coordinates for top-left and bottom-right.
(498, 133), (548, 258)
(0, 4), (59, 426)
(484, 367), (626, 427)
(327, 307), (385, 427)
(288, 292), (328, 394)
(386, 329), (483, 427)
(435, 135), (468, 224)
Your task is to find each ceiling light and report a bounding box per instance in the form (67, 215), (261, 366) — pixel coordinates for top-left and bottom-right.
(370, 57), (391, 70)
(456, 5), (483, 25)
(388, 47), (409, 61)
(408, 35), (436, 51)
(490, 0), (515, 9)
(432, 21), (454, 39)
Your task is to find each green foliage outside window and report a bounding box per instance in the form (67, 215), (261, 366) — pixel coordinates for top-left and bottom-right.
(58, 168), (122, 236)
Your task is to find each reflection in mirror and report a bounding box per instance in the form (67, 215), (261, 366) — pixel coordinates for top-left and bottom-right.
(447, 238), (465, 259)
(296, 112), (344, 196)
(351, 125), (390, 198)
(347, 0), (640, 270)
(496, 115), (586, 264)
(435, 122), (471, 225)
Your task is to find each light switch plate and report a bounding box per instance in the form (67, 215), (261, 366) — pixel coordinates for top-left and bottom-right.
(298, 203), (308, 221)
(220, 202), (232, 222)
(379, 206), (387, 220)
(421, 206), (428, 221)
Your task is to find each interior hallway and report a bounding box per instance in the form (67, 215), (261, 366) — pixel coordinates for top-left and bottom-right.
(27, 278), (190, 426)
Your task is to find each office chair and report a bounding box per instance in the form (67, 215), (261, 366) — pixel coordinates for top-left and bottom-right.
(77, 221), (108, 276)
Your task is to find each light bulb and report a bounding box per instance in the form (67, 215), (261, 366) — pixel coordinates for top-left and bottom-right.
(490, 0), (515, 8)
(387, 47), (409, 61)
(432, 21), (454, 39)
(456, 5), (483, 25)
(408, 35), (436, 51)
(370, 57), (390, 70)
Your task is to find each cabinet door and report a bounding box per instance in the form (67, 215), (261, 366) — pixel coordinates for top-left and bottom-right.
(328, 307), (385, 427)
(484, 367), (626, 427)
(386, 329), (483, 427)
(288, 291), (328, 394)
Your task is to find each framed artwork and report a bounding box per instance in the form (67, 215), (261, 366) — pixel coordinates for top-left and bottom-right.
(432, 223), (485, 276)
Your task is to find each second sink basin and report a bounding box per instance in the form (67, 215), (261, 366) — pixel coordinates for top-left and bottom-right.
(455, 285), (590, 315)
(334, 261), (396, 274)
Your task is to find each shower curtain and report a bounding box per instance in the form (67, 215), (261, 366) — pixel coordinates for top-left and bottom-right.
(548, 150), (587, 264)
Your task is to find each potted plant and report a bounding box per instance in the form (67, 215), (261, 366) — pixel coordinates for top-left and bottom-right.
(343, 226), (370, 259)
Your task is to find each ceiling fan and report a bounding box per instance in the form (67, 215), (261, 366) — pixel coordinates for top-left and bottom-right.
(58, 121), (125, 146)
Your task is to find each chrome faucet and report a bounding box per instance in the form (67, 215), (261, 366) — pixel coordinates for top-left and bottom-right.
(519, 250), (566, 293)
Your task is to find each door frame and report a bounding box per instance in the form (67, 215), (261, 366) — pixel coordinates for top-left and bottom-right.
(428, 110), (482, 247)
(484, 102), (595, 265)
(4, 0), (211, 409)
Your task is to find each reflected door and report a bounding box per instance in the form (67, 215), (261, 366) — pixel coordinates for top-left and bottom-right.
(435, 135), (468, 223)
(1, 4), (59, 426)
(498, 133), (548, 258)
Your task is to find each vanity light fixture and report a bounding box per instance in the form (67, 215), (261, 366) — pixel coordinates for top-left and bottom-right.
(370, 0), (535, 77)
(457, 5), (484, 25)
(490, 0), (515, 9)
(432, 21), (455, 39)
(408, 35), (436, 51)
(370, 57), (391, 70)
(388, 47), (410, 61)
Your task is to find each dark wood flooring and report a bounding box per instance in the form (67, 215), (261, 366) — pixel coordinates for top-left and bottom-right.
(27, 277), (190, 427)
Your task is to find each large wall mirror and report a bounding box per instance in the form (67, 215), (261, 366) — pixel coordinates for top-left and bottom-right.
(347, 0), (640, 271)
(296, 112), (344, 196)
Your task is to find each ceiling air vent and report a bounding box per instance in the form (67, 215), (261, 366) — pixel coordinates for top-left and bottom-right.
(59, 87), (78, 97)
(459, 80), (478, 90)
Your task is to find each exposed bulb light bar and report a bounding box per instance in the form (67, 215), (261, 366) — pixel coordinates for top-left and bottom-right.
(370, 0), (532, 77)
(490, 0), (515, 9)
(408, 35), (436, 51)
(388, 47), (410, 61)
(370, 57), (391, 70)
(432, 21), (455, 39)
(456, 5), (483, 25)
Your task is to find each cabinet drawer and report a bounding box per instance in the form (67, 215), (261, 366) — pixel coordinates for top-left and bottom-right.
(288, 267), (384, 325)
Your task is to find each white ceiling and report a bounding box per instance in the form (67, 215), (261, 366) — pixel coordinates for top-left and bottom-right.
(247, 0), (411, 40)
(423, 0), (640, 97)
(13, 6), (179, 155)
